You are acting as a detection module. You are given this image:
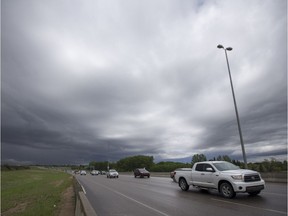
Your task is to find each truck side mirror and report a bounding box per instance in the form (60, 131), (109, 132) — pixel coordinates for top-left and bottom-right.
(206, 167), (214, 172)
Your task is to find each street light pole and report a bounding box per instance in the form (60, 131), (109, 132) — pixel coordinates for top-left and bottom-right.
(217, 44), (248, 169)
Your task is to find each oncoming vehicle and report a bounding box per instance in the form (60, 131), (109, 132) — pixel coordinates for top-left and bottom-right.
(174, 161), (265, 198)
(107, 169), (119, 178)
(80, 170), (87, 175)
(73, 170), (80, 175)
(134, 168), (150, 178)
(91, 170), (100, 175)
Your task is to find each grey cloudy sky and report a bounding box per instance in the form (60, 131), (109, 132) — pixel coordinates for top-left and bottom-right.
(1, 0), (287, 165)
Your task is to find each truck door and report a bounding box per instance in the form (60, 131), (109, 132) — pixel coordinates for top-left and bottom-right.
(193, 163), (216, 188)
(192, 164), (206, 187)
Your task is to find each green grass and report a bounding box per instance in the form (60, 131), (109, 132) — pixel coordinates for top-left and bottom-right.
(1, 167), (73, 216)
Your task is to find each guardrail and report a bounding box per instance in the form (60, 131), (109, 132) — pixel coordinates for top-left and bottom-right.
(73, 176), (98, 216)
(260, 172), (287, 183)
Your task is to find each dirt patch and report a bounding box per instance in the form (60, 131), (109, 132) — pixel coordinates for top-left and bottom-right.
(2, 202), (28, 216)
(51, 179), (64, 187)
(57, 185), (75, 216)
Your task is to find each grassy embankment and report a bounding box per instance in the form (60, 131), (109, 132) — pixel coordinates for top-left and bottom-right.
(1, 166), (73, 216)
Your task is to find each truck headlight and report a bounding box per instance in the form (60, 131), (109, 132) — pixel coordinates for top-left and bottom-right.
(231, 175), (243, 180)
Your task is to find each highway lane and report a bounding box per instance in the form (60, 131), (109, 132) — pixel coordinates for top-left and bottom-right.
(76, 174), (287, 216)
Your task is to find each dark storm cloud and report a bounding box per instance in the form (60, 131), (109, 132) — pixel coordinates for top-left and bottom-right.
(1, 0), (287, 165)
(196, 99), (287, 158)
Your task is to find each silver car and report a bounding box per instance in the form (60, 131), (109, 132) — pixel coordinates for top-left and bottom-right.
(107, 169), (119, 178)
(90, 170), (100, 175)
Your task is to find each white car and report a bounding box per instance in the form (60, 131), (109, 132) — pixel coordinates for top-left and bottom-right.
(91, 170), (100, 175)
(80, 170), (87, 175)
(107, 169), (119, 178)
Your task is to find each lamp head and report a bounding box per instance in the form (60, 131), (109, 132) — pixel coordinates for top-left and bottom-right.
(226, 47), (233, 51)
(217, 44), (224, 49)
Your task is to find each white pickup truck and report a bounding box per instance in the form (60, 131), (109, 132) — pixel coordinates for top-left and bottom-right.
(174, 161), (265, 198)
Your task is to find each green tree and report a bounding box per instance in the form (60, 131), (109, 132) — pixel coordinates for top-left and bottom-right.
(259, 163), (267, 172)
(232, 159), (242, 167)
(216, 155), (232, 162)
(150, 162), (191, 172)
(191, 154), (207, 166)
(117, 155), (154, 171)
(91, 161), (110, 170)
(282, 161), (287, 171)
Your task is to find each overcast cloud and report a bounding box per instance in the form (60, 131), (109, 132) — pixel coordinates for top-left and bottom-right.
(1, 0), (287, 165)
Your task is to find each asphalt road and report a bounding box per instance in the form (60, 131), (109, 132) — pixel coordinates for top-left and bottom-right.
(76, 174), (287, 216)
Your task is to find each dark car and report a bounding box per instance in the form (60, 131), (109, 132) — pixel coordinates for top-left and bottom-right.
(134, 168), (150, 178)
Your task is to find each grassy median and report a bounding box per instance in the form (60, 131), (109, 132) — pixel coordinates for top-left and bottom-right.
(1, 167), (73, 216)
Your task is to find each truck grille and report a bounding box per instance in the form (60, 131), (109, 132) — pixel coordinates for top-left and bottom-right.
(246, 185), (265, 192)
(244, 174), (261, 182)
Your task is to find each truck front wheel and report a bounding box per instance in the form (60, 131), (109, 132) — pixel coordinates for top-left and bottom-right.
(179, 178), (189, 191)
(220, 182), (236, 198)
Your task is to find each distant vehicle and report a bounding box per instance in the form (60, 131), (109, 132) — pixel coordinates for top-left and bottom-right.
(91, 170), (100, 175)
(174, 161), (265, 198)
(100, 171), (106, 175)
(134, 168), (150, 178)
(170, 168), (192, 182)
(107, 169), (119, 178)
(80, 170), (87, 175)
(73, 170), (80, 174)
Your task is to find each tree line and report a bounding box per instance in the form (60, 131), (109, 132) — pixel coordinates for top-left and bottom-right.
(85, 154), (287, 173)
(191, 154), (287, 172)
(87, 155), (191, 172)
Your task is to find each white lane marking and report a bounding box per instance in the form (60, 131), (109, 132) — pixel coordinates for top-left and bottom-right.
(81, 184), (87, 194)
(211, 198), (286, 215)
(93, 181), (170, 216)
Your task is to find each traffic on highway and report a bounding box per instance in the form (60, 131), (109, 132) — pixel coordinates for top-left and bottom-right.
(76, 173), (287, 216)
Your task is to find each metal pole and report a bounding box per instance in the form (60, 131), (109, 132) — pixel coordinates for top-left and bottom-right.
(223, 49), (248, 169)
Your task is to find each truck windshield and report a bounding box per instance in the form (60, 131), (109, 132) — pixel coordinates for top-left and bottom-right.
(213, 162), (240, 171)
